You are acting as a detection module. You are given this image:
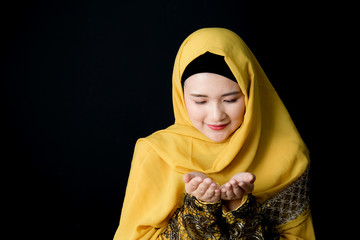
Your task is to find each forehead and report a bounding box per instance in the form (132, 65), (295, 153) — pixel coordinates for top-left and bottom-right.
(184, 73), (241, 93)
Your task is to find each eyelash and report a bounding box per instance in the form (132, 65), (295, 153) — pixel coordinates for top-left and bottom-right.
(224, 99), (238, 103)
(195, 99), (238, 104)
(195, 101), (206, 105)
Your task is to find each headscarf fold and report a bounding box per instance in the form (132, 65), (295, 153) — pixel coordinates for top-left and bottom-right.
(114, 28), (309, 239)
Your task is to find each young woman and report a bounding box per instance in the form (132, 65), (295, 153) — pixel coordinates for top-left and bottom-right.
(113, 28), (315, 239)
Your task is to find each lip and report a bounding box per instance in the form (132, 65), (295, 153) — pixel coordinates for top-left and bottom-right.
(207, 124), (228, 131)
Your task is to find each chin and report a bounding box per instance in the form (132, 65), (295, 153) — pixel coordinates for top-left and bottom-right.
(206, 133), (229, 142)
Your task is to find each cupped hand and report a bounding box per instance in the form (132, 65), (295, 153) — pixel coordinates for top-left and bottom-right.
(183, 172), (221, 203)
(220, 172), (255, 208)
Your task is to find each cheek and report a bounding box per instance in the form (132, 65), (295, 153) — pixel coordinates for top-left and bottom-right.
(184, 99), (205, 123)
(186, 104), (206, 123)
(229, 102), (246, 124)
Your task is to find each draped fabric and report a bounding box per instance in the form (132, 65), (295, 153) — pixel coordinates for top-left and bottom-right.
(114, 28), (311, 239)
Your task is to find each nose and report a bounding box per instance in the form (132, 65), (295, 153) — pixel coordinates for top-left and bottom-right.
(210, 102), (226, 122)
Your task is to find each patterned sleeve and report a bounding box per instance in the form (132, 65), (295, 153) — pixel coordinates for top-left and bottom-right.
(159, 168), (311, 240)
(260, 167), (315, 239)
(261, 167), (311, 228)
(222, 194), (280, 239)
(161, 194), (224, 239)
(160, 194), (279, 240)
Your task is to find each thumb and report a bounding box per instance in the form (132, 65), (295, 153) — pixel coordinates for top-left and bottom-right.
(246, 173), (256, 183)
(234, 172), (256, 183)
(183, 173), (192, 183)
(183, 172), (207, 183)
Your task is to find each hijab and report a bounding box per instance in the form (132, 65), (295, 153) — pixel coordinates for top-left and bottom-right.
(114, 28), (309, 239)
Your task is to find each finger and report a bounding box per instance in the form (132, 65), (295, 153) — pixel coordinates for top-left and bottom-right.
(241, 172), (256, 183)
(221, 188), (229, 200)
(224, 183), (236, 199)
(205, 182), (220, 198)
(213, 188), (221, 200)
(238, 181), (254, 194)
(202, 183), (216, 200)
(183, 173), (191, 183)
(221, 190), (234, 200)
(185, 177), (203, 193)
(209, 188), (221, 203)
(230, 180), (244, 197)
(220, 183), (229, 199)
(232, 172), (255, 183)
(248, 173), (256, 183)
(208, 181), (220, 191)
(196, 178), (212, 195)
(183, 172), (206, 183)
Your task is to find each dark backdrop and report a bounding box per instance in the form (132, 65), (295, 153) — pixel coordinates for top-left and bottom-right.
(2, 1), (351, 239)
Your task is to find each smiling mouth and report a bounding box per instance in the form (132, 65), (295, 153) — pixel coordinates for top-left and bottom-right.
(207, 124), (228, 131)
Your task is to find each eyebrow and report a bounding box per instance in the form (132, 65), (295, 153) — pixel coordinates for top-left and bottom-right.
(190, 91), (241, 97)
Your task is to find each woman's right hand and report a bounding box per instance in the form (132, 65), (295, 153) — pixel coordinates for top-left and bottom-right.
(183, 172), (221, 203)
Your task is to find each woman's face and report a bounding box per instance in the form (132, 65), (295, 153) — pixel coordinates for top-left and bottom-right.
(183, 73), (246, 142)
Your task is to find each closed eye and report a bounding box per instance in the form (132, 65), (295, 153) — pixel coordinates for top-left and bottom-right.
(224, 99), (238, 103)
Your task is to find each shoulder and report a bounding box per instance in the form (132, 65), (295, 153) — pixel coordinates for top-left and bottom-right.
(133, 138), (153, 155)
(131, 136), (167, 168)
(132, 138), (156, 163)
(133, 128), (179, 155)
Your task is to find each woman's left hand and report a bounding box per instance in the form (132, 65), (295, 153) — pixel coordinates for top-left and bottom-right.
(220, 172), (255, 210)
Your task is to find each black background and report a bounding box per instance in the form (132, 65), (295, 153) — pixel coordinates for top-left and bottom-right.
(2, 1), (353, 239)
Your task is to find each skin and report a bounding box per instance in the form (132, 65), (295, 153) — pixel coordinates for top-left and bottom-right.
(183, 73), (246, 142)
(183, 172), (255, 210)
(183, 73), (254, 210)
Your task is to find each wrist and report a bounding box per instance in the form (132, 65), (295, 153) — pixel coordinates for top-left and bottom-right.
(225, 198), (243, 211)
(224, 195), (249, 211)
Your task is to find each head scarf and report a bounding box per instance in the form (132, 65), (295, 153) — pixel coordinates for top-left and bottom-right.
(114, 28), (309, 239)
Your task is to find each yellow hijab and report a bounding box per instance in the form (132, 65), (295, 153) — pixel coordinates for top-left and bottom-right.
(114, 28), (309, 239)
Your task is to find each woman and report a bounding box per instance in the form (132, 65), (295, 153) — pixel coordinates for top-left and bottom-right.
(113, 28), (315, 239)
